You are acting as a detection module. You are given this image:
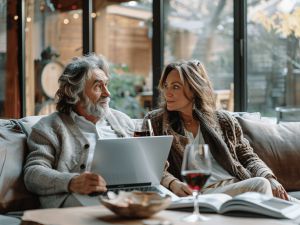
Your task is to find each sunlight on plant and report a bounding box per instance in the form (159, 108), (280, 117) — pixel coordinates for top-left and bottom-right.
(251, 7), (300, 38)
(108, 64), (146, 118)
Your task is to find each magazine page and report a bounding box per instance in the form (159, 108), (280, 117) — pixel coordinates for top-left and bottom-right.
(168, 193), (232, 212)
(219, 192), (300, 219)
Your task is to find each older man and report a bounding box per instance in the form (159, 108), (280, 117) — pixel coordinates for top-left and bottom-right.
(24, 54), (134, 208)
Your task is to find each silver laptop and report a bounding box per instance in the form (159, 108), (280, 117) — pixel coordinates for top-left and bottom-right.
(73, 135), (179, 206)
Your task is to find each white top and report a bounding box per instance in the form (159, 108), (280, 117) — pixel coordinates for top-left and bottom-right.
(185, 126), (234, 187)
(71, 111), (118, 171)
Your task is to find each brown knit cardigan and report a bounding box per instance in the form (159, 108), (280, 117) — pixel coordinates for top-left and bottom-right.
(144, 108), (275, 189)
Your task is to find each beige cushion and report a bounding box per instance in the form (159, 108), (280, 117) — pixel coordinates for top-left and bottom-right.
(237, 117), (300, 191)
(0, 119), (39, 213)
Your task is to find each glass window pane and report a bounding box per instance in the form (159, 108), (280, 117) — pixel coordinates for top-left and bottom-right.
(247, 0), (300, 121)
(164, 0), (234, 111)
(25, 0), (82, 116)
(94, 0), (153, 118)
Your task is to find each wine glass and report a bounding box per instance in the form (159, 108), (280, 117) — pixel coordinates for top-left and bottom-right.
(131, 119), (154, 137)
(181, 144), (212, 222)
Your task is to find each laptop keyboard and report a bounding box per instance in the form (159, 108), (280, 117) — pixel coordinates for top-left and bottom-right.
(111, 186), (161, 193)
(89, 186), (163, 197)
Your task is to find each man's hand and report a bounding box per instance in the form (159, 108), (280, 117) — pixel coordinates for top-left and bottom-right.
(69, 172), (107, 194)
(169, 180), (192, 197)
(268, 178), (289, 200)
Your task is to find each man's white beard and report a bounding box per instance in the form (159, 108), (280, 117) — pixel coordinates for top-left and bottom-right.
(82, 95), (110, 118)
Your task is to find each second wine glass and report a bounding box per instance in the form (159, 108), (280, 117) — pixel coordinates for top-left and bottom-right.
(131, 119), (154, 137)
(181, 144), (212, 222)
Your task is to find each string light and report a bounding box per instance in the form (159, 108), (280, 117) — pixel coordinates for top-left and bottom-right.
(128, 1), (137, 6)
(91, 12), (96, 18)
(73, 13), (79, 19)
(26, 17), (32, 22)
(40, 5), (45, 11)
(63, 18), (69, 24)
(13, 15), (18, 20)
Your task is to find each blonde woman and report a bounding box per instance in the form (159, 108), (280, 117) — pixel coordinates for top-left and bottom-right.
(145, 60), (294, 202)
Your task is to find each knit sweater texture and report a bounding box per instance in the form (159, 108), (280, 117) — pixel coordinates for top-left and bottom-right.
(24, 109), (134, 208)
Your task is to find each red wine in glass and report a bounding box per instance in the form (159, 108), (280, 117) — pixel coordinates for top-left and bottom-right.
(132, 119), (153, 137)
(133, 130), (151, 137)
(181, 144), (211, 222)
(182, 171), (211, 191)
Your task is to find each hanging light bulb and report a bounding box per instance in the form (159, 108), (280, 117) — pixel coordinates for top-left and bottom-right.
(63, 18), (70, 24)
(26, 17), (32, 22)
(40, 3), (45, 12)
(128, 1), (137, 6)
(91, 12), (97, 18)
(73, 13), (79, 19)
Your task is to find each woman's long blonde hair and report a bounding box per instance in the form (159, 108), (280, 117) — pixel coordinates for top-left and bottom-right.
(158, 60), (216, 125)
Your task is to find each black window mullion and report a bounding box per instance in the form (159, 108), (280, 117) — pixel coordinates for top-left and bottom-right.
(18, 0), (25, 117)
(152, 0), (164, 109)
(234, 0), (247, 112)
(82, 0), (93, 55)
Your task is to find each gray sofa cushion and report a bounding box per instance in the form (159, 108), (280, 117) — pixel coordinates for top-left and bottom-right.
(237, 117), (300, 191)
(0, 119), (39, 213)
(0, 215), (20, 225)
(16, 116), (44, 136)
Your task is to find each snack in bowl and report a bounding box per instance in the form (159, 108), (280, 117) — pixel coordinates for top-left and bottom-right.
(99, 191), (172, 219)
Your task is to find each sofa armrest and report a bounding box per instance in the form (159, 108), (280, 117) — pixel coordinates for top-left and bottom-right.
(16, 116), (44, 136)
(0, 120), (40, 213)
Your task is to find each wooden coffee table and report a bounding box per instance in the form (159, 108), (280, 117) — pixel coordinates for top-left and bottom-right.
(21, 205), (298, 225)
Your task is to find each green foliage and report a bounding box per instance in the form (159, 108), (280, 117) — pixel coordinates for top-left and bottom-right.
(109, 65), (145, 118)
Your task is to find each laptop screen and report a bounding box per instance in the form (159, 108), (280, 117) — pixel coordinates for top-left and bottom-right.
(91, 135), (173, 187)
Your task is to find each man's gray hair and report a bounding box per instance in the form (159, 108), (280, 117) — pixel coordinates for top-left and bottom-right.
(55, 54), (109, 114)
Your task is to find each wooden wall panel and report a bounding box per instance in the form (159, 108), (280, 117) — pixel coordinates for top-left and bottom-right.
(94, 6), (151, 77)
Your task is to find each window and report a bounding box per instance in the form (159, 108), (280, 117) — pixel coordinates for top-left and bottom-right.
(25, 0), (82, 115)
(247, 0), (300, 117)
(94, 0), (153, 118)
(164, 0), (234, 111)
(3, 1), (299, 119)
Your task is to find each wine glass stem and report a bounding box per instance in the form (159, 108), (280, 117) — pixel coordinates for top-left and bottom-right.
(193, 191), (200, 215)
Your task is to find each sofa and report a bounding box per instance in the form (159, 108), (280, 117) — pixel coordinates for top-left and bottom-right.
(1, 114), (300, 224)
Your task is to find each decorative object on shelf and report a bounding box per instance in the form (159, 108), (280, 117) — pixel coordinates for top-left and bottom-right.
(34, 46), (64, 115)
(40, 60), (64, 99)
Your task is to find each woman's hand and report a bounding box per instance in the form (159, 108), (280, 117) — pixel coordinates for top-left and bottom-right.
(268, 178), (289, 200)
(169, 180), (193, 197)
(69, 172), (107, 194)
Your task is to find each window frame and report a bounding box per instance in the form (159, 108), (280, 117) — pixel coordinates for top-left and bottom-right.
(17, 0), (248, 116)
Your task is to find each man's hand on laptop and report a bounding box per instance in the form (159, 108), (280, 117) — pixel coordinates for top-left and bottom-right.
(69, 172), (107, 194)
(170, 180), (192, 197)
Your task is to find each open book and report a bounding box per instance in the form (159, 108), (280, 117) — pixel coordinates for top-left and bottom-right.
(168, 192), (300, 219)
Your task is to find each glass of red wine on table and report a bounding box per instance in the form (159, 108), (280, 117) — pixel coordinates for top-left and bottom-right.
(181, 144), (212, 222)
(131, 119), (154, 137)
